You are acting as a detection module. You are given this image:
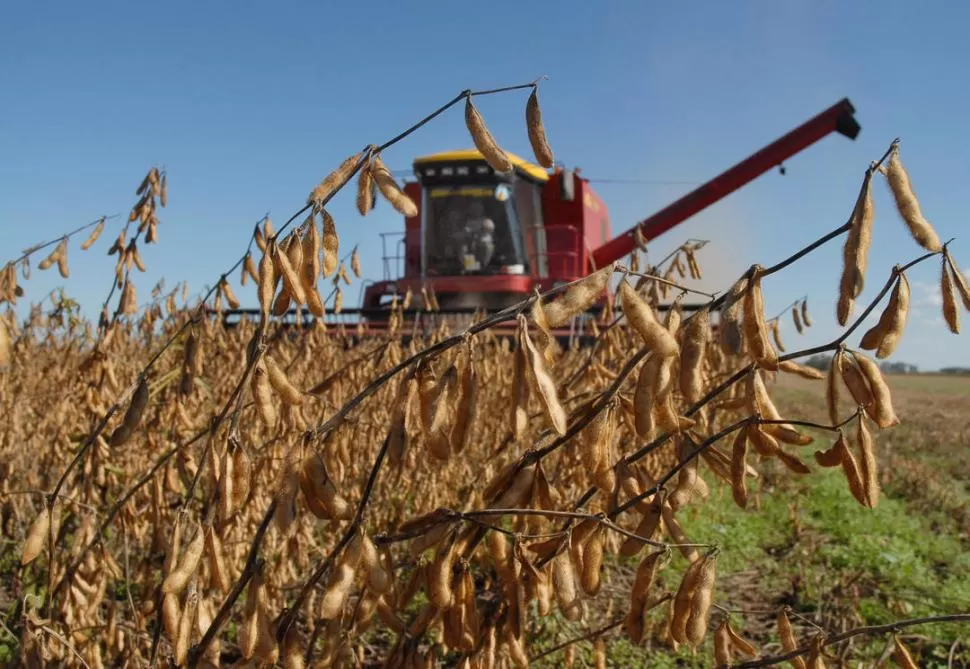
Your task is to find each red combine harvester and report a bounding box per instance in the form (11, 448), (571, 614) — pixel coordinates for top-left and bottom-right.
(223, 98), (860, 340)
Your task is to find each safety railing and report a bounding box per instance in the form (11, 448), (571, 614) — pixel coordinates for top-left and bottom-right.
(379, 232), (406, 281)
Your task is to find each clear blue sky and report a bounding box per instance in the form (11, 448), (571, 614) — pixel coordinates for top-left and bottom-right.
(2, 2), (968, 370)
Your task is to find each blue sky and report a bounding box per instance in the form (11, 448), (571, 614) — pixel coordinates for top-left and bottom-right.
(2, 2), (968, 370)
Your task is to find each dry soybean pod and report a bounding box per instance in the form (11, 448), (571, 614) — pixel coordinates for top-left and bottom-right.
(351, 246), (362, 278)
(205, 525), (231, 593)
(372, 153), (418, 217)
(542, 263), (615, 328)
(835, 433), (869, 507)
(307, 151), (363, 206)
(174, 588), (197, 665)
(941, 258), (960, 334)
(464, 94), (513, 174)
(837, 349), (874, 410)
(360, 532), (392, 595)
(714, 620), (733, 667)
(730, 427), (749, 508)
(619, 281), (679, 358)
(685, 552), (718, 648)
(300, 217), (322, 292)
(161, 522), (205, 595)
(777, 608), (807, 669)
(274, 238), (307, 306)
(81, 218), (105, 250)
(813, 433), (844, 468)
(668, 439), (702, 512)
(669, 553), (705, 644)
(321, 209), (339, 278)
(679, 305), (709, 403)
(742, 266), (778, 370)
(231, 446), (251, 510)
(428, 532), (457, 609)
(580, 399), (615, 492)
(54, 239), (70, 278)
(552, 547), (582, 621)
(319, 533), (363, 619)
(0, 318), (11, 367)
(356, 156), (376, 217)
(884, 144), (942, 252)
(519, 314), (567, 435)
(220, 277), (240, 310)
(265, 354), (305, 406)
(945, 250), (970, 310)
(633, 353), (672, 438)
(718, 277), (748, 356)
(37, 246), (58, 271)
(592, 637), (606, 669)
(449, 347), (479, 455)
(850, 350), (899, 428)
(837, 170), (875, 325)
(525, 86), (554, 168)
(624, 548), (667, 643)
(770, 320), (786, 353)
(251, 359), (277, 429)
(579, 526), (604, 596)
(109, 376), (150, 447)
(21, 506), (50, 566)
(257, 243), (276, 321)
(490, 462), (536, 514)
(162, 593), (181, 654)
(856, 413), (879, 508)
(665, 294), (684, 334)
(875, 270), (910, 359)
(792, 303), (803, 333)
(779, 360), (825, 381)
(746, 422), (781, 458)
(859, 272), (903, 352)
(725, 620), (758, 657)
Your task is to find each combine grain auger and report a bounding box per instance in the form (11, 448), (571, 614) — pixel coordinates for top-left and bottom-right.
(221, 98), (860, 342)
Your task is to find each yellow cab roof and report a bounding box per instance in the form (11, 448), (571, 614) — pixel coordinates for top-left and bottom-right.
(413, 149), (550, 183)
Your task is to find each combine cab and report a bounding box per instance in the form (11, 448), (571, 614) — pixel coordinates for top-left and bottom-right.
(363, 148), (611, 313)
(223, 98), (861, 342)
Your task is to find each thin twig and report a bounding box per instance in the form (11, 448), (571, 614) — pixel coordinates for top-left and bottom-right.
(530, 616), (627, 663)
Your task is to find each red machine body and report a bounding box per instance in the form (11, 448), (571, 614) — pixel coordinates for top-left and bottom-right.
(361, 98), (860, 317)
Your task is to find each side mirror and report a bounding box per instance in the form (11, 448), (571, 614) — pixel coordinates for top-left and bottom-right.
(560, 169), (575, 202)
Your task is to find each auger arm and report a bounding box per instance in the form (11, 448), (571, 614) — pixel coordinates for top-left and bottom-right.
(590, 97), (861, 269)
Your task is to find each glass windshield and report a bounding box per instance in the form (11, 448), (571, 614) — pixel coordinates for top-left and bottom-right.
(423, 184), (525, 276)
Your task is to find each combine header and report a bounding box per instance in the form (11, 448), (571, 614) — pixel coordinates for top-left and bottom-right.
(223, 98), (860, 340)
